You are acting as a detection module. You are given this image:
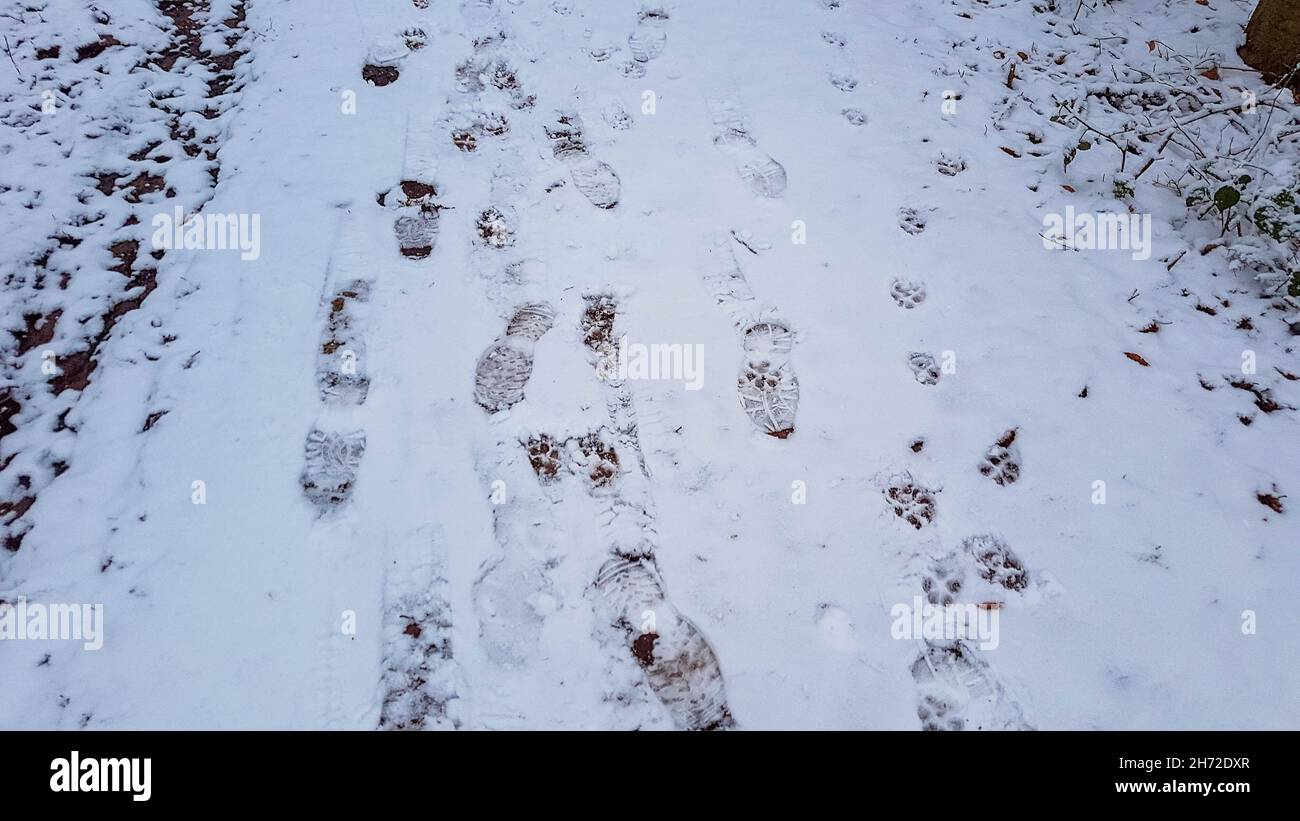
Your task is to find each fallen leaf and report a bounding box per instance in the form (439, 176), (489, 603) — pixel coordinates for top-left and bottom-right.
(1124, 352), (1150, 367)
(1000, 146), (1021, 158)
(1061, 184), (1075, 192)
(1200, 67), (1220, 80)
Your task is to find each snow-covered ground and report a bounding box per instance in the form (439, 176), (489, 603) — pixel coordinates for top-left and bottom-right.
(1, 0), (1298, 730)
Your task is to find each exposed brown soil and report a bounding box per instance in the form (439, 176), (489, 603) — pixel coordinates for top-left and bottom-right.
(399, 180), (436, 202)
(1257, 491), (1285, 514)
(631, 632), (659, 666)
(2, 0), (248, 551)
(363, 64), (400, 86)
(12, 309), (62, 356)
(74, 34), (123, 62)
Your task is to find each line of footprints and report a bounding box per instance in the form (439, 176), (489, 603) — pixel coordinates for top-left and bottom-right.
(306, 0), (1042, 729)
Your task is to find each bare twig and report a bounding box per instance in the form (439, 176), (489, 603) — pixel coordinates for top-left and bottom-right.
(2, 36), (22, 81)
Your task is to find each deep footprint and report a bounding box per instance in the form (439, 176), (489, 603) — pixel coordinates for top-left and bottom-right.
(594, 556), (735, 731)
(317, 280), (372, 405)
(545, 112), (621, 209)
(473, 302), (555, 413)
(707, 94), (788, 198)
(301, 429), (366, 509)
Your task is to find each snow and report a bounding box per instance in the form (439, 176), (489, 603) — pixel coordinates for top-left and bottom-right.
(1, 0), (1298, 730)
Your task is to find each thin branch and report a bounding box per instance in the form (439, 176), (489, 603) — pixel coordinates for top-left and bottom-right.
(2, 36), (22, 81)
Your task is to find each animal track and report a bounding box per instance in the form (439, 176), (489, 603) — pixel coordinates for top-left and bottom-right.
(455, 56), (534, 109)
(978, 428), (1021, 486)
(301, 429), (366, 510)
(911, 640), (1032, 731)
(889, 278), (927, 309)
(885, 473), (938, 530)
(935, 153), (967, 176)
(962, 533), (1029, 592)
(842, 108), (867, 125)
(898, 207), (927, 235)
(822, 31), (846, 47)
(594, 556), (735, 730)
(829, 73), (858, 92)
(920, 551), (964, 605)
(450, 110), (511, 151)
(603, 100), (633, 130)
(475, 206), (516, 248)
(402, 27), (428, 51)
(521, 430), (620, 490)
(908, 351), (941, 385)
(707, 94), (788, 198)
(473, 302), (555, 413)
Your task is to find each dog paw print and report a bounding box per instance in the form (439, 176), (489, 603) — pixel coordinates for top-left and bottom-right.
(898, 207), (928, 235)
(935, 153), (967, 176)
(978, 428), (1021, 486)
(890, 278), (927, 309)
(829, 73), (858, 92)
(523, 433), (565, 483)
(962, 533), (1029, 592)
(884, 474), (937, 529)
(918, 692), (964, 732)
(908, 352), (940, 386)
(920, 552), (964, 606)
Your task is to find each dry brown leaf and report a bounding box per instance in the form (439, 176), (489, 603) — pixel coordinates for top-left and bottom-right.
(1124, 352), (1150, 367)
